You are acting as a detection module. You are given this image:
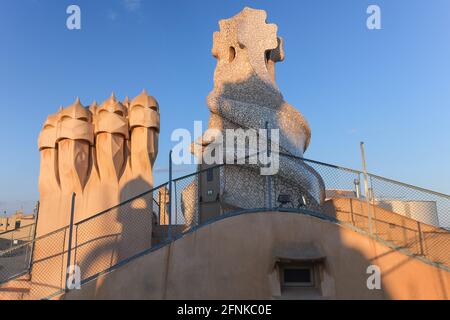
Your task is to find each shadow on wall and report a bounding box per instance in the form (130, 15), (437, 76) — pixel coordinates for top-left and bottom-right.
(65, 211), (395, 299)
(65, 168), (395, 298)
(60, 76), (448, 299)
(324, 198), (449, 299)
(67, 73), (391, 299)
(210, 74), (326, 207)
(73, 176), (153, 286)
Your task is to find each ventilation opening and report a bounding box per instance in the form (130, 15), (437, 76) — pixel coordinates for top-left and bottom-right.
(206, 168), (214, 182)
(282, 267), (314, 287)
(229, 46), (236, 63)
(265, 50), (272, 64)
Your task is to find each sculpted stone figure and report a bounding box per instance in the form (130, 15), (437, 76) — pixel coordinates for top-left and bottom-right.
(33, 91), (159, 295)
(184, 7), (325, 225)
(37, 91), (159, 235)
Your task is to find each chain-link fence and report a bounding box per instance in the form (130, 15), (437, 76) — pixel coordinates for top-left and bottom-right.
(1, 152), (449, 299)
(367, 174), (450, 265)
(171, 152), (450, 269)
(71, 184), (166, 284)
(0, 223), (36, 249)
(0, 225), (68, 300)
(0, 184), (167, 300)
(0, 223), (36, 283)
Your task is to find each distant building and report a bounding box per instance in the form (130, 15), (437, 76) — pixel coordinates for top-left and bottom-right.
(0, 211), (35, 233)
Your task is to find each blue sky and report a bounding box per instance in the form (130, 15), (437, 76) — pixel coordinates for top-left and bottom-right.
(0, 0), (449, 214)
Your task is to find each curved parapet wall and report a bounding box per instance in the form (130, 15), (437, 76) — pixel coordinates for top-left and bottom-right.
(64, 211), (450, 300)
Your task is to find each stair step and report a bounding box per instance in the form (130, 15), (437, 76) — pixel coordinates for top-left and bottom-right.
(0, 287), (30, 293)
(0, 272), (32, 300)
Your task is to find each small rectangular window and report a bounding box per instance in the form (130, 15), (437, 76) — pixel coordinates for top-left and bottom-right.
(206, 168), (214, 182)
(282, 267), (314, 287)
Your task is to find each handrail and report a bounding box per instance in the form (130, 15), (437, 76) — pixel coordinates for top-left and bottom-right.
(1, 160), (448, 255)
(172, 163), (224, 182)
(0, 223), (36, 237)
(170, 153), (449, 198)
(2, 154), (449, 299)
(0, 182), (168, 256)
(3, 158), (448, 251)
(73, 182), (170, 226)
(368, 173), (450, 200)
(283, 153), (363, 175)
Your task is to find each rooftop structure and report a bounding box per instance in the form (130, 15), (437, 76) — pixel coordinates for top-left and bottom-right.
(0, 7), (449, 301)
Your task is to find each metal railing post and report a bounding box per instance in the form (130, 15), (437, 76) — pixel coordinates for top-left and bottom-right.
(360, 142), (373, 236)
(417, 221), (425, 256)
(265, 121), (273, 210)
(23, 224), (33, 267)
(354, 178), (361, 199)
(168, 151), (173, 241)
(28, 201), (40, 270)
(9, 227), (14, 251)
(65, 192), (76, 292)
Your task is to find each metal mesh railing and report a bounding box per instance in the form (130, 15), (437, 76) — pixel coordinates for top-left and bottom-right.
(170, 152), (450, 269)
(0, 223), (36, 283)
(172, 163), (271, 235)
(368, 174), (450, 264)
(0, 185), (167, 300)
(26, 227), (69, 299)
(71, 185), (165, 283)
(0, 226), (68, 300)
(0, 223), (36, 250)
(1, 152), (449, 299)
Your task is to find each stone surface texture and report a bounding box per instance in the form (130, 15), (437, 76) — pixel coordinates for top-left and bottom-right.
(206, 7), (310, 155)
(185, 7), (325, 224)
(64, 212), (450, 300)
(33, 91), (159, 295)
(37, 91), (159, 234)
